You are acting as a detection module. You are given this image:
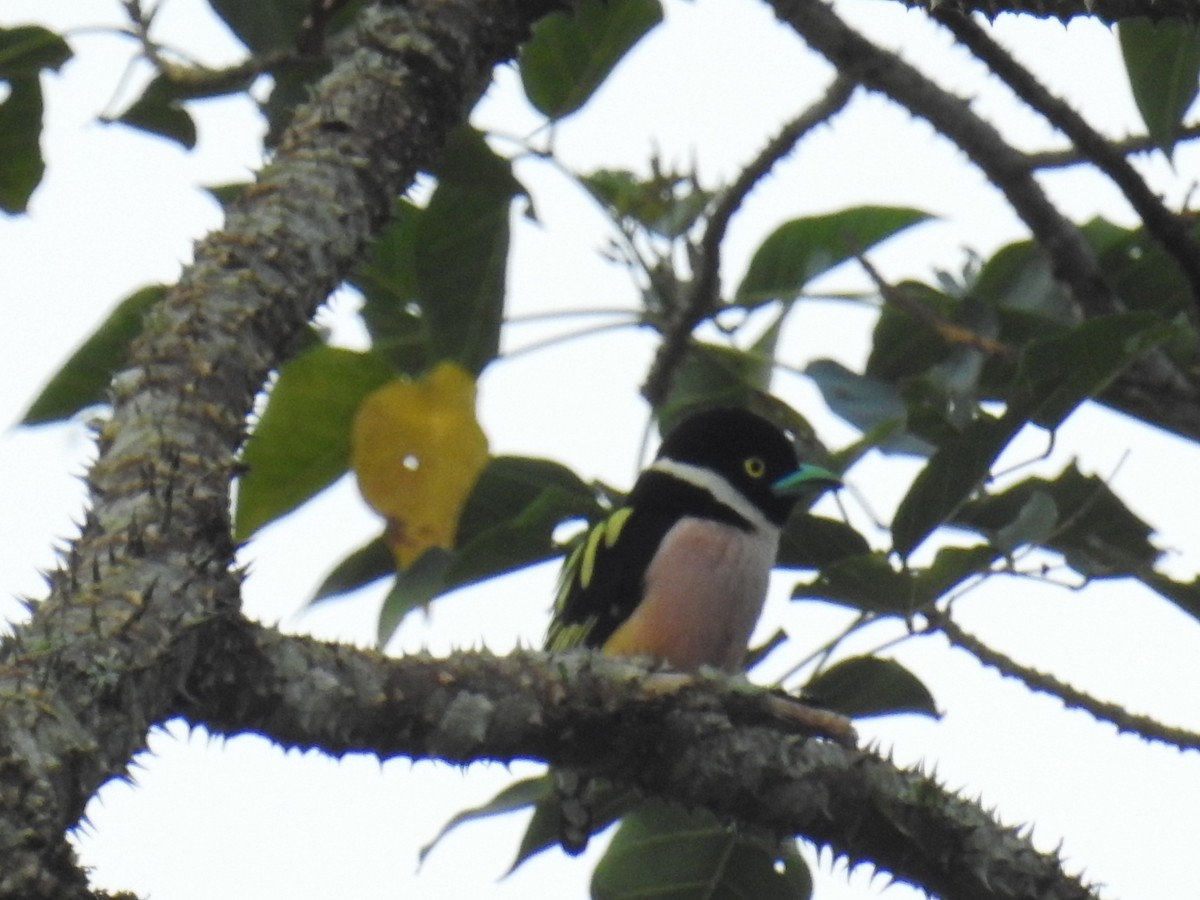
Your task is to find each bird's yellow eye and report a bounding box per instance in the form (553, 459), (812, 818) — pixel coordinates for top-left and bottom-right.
(743, 456), (766, 478)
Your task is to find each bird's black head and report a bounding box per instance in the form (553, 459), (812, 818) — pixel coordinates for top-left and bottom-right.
(657, 407), (839, 526)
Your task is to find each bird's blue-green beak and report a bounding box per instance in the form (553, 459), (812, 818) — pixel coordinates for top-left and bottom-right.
(772, 463), (842, 496)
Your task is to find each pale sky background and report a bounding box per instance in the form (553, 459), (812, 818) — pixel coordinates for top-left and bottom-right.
(2, 1), (1199, 899)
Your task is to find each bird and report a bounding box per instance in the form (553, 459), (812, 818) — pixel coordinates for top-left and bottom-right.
(544, 406), (841, 853)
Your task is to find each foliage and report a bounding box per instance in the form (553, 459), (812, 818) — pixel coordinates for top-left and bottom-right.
(7, 1), (1200, 899)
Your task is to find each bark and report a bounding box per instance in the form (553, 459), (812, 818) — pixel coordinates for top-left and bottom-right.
(0, 1), (557, 895)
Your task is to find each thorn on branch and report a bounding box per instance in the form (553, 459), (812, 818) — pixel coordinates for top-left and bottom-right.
(927, 607), (1200, 752)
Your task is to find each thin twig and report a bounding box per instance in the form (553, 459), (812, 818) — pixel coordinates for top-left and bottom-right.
(927, 608), (1200, 752)
(857, 252), (1016, 360)
(934, 9), (1200, 324)
(641, 76), (857, 407)
(1027, 125), (1200, 170)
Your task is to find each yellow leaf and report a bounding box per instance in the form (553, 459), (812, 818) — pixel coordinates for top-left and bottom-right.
(350, 362), (489, 569)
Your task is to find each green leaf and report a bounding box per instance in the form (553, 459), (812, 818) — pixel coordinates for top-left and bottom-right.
(1014, 312), (1176, 430)
(911, 544), (999, 603)
(0, 77), (45, 213)
(22, 285), (165, 424)
(0, 25), (71, 77)
(793, 552), (914, 615)
(593, 802), (810, 900)
(955, 463), (1159, 577)
(420, 775), (551, 864)
(794, 545), (995, 615)
(776, 513), (871, 570)
(736, 206), (932, 305)
(891, 409), (1024, 559)
(115, 76), (198, 148)
(0, 27), (71, 212)
(805, 359), (933, 456)
(377, 548), (455, 647)
(1138, 572), (1200, 625)
(519, 0), (663, 120)
(658, 342), (775, 431)
(375, 456), (601, 645)
(970, 239), (1074, 325)
(992, 489), (1058, 555)
(514, 780), (634, 871)
(410, 127), (521, 374)
(208, 0), (308, 51)
(309, 536), (393, 604)
(1119, 19), (1200, 158)
(234, 346), (396, 539)
(353, 199), (426, 371)
(804, 655), (938, 720)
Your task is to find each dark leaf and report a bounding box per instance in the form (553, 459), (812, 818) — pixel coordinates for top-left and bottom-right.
(0, 78), (46, 213)
(514, 781), (633, 871)
(736, 206), (932, 306)
(865, 282), (958, 382)
(803, 655), (938, 720)
(421, 775), (550, 864)
(1118, 19), (1200, 158)
(805, 359), (934, 456)
(970, 239), (1074, 325)
(744, 628), (789, 671)
(456, 456), (596, 545)
(955, 463), (1160, 577)
(374, 457), (600, 644)
(234, 346), (396, 539)
(593, 802), (810, 900)
(519, 0), (663, 120)
(1014, 312), (1176, 430)
(0, 25), (71, 77)
(910, 545), (999, 604)
(208, 0), (308, 51)
(777, 513), (871, 570)
(1138, 572), (1200, 625)
(114, 76), (198, 148)
(22, 285), (165, 424)
(793, 552), (914, 615)
(377, 548), (455, 645)
(309, 536), (393, 604)
(0, 27), (72, 211)
(891, 410), (1023, 559)
(352, 199), (427, 372)
(992, 490), (1058, 555)
(658, 342), (774, 432)
(417, 127), (522, 374)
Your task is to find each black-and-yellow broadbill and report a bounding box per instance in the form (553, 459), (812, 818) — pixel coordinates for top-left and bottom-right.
(545, 406), (841, 852)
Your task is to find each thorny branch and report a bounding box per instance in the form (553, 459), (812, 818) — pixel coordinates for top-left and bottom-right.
(933, 9), (1200, 324)
(642, 76), (857, 408)
(927, 609), (1200, 752)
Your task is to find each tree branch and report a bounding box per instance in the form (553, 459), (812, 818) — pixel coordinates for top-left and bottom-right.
(642, 76), (857, 408)
(928, 609), (1200, 752)
(772, 0), (1120, 320)
(182, 620), (1100, 900)
(772, 0), (1200, 445)
(0, 1), (559, 895)
(1026, 126), (1200, 169)
(934, 9), (1200, 324)
(890, 0), (1199, 23)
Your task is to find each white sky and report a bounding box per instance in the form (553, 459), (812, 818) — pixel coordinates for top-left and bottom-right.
(2, 1), (1199, 899)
